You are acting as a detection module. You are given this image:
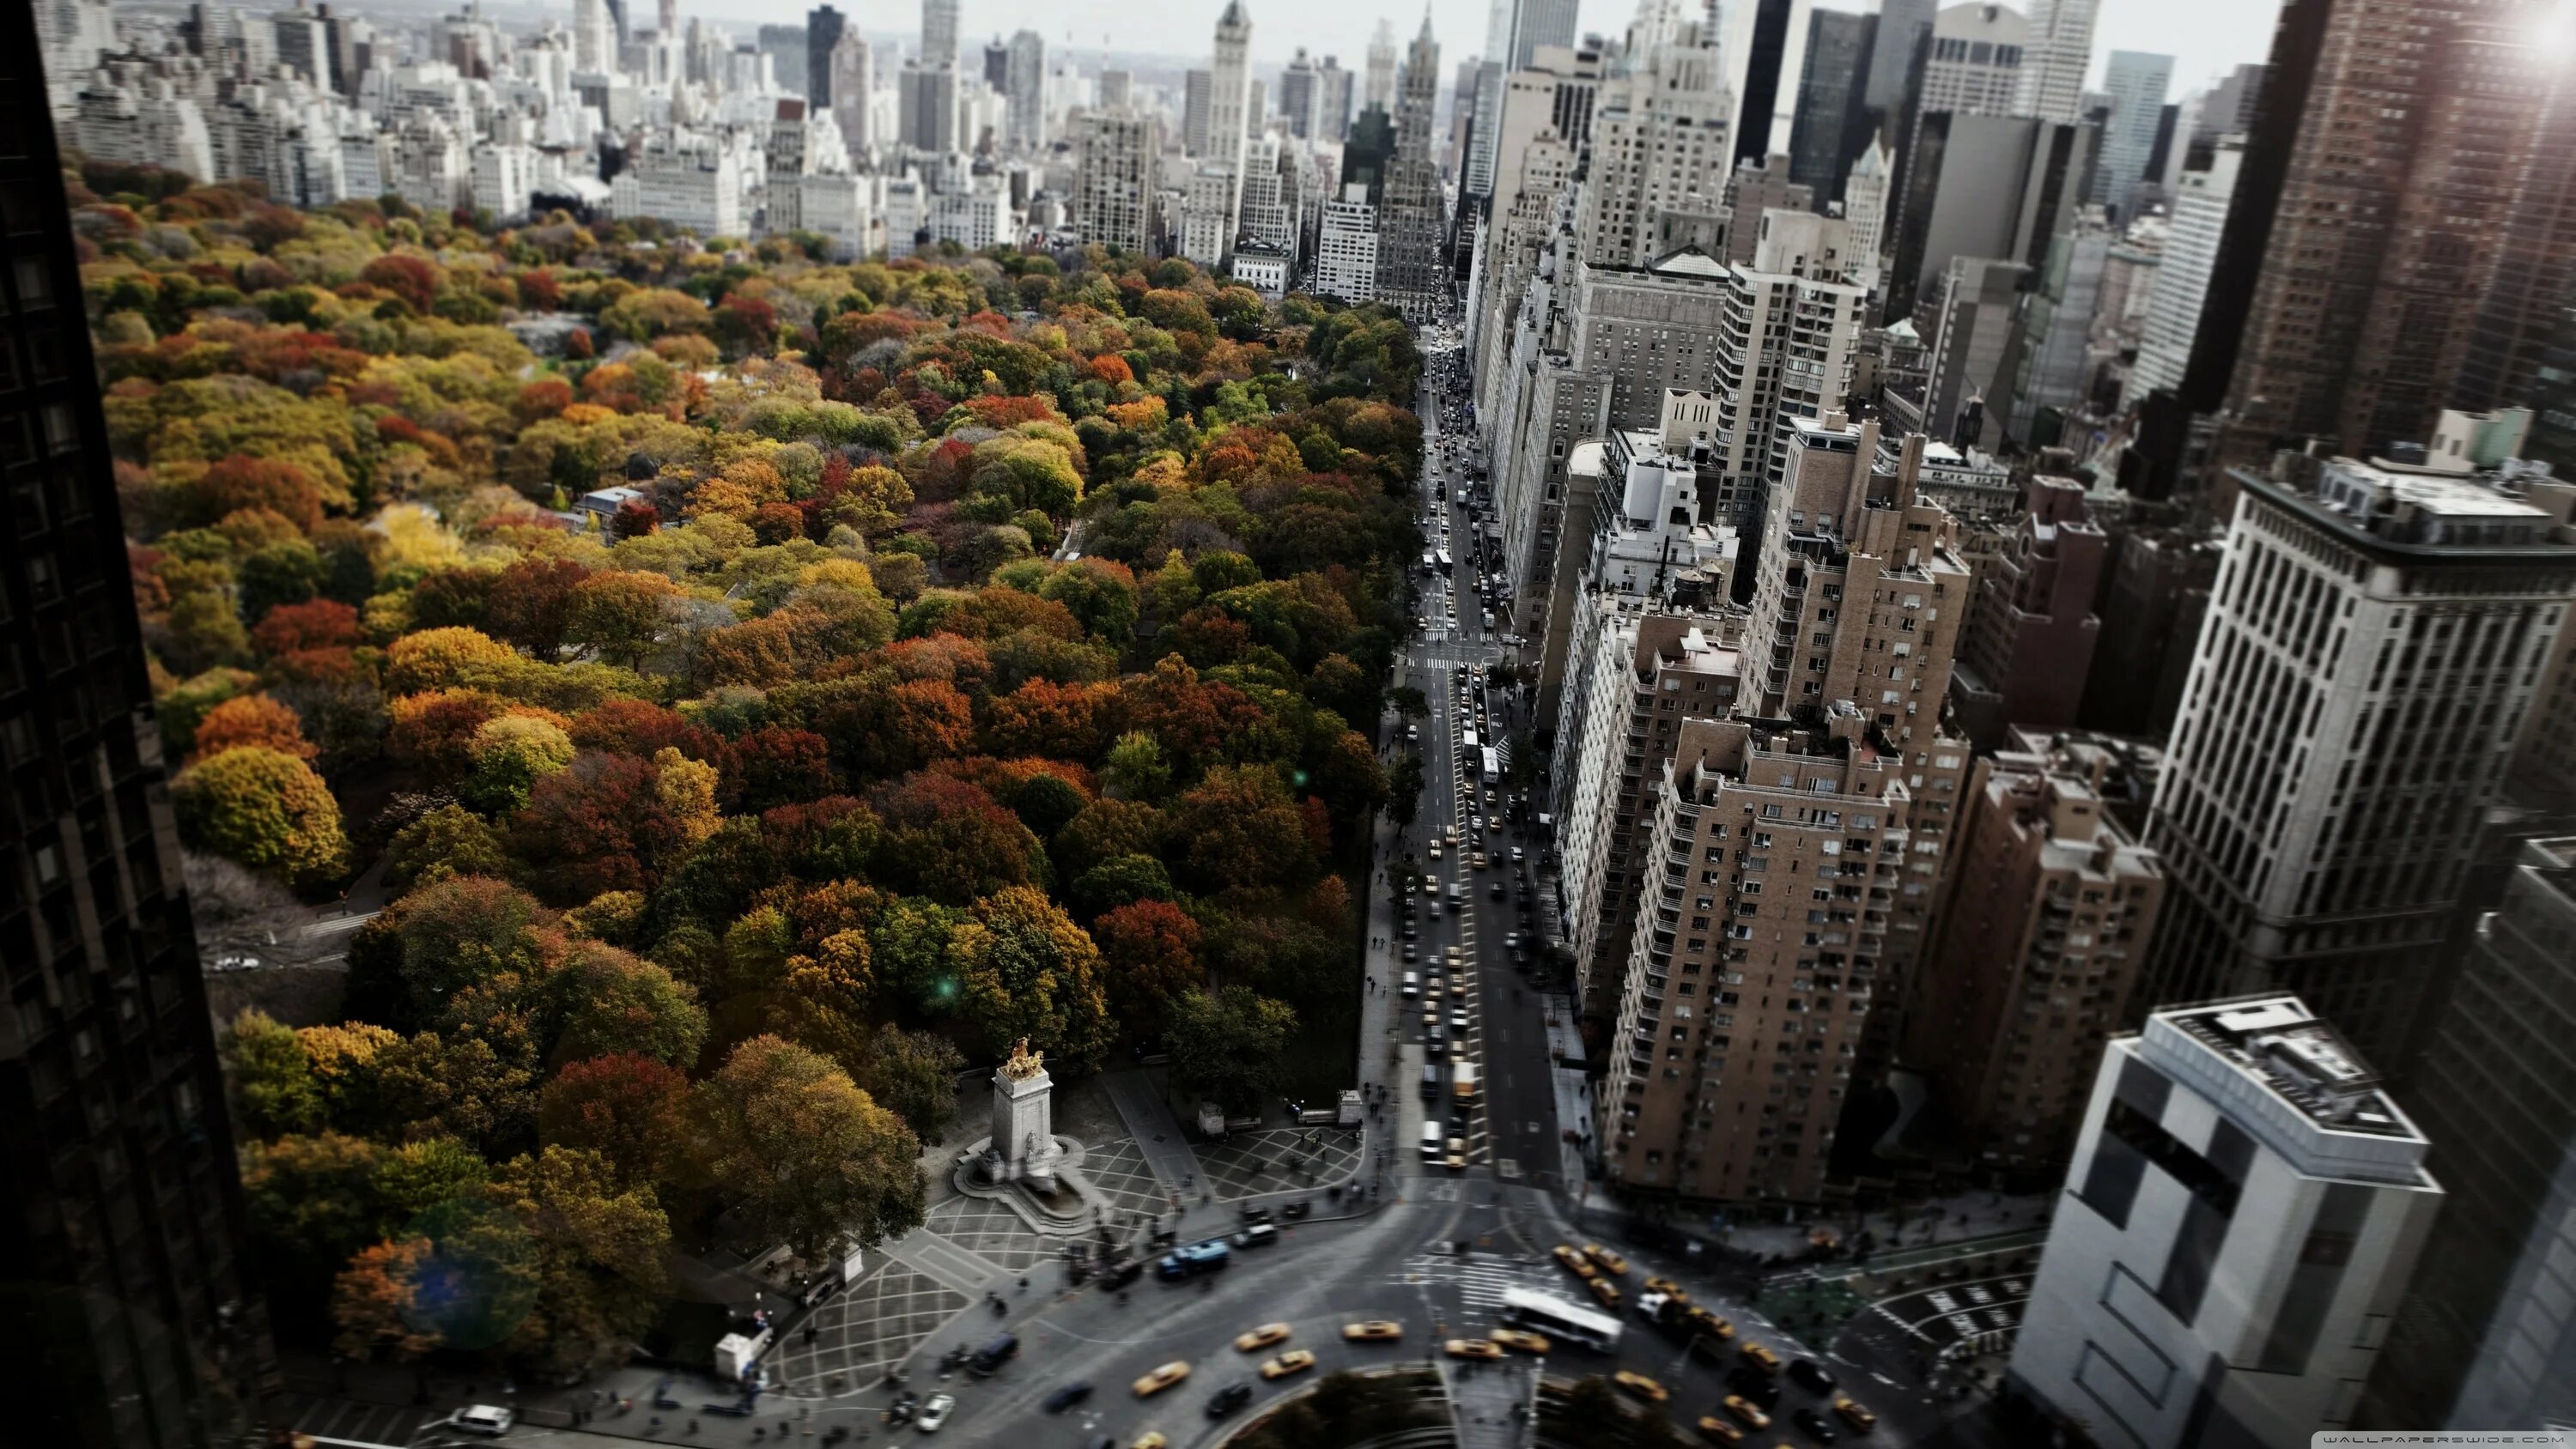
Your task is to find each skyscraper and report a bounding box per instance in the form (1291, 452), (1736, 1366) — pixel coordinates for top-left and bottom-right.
(2011, 0), (2096, 125)
(2123, 136), (2242, 408)
(2452, 78), (2576, 417)
(1863, 0), (1933, 113)
(1719, 0), (1812, 166)
(920, 0), (959, 70)
(829, 32), (874, 151)
(4, 19), (271, 1441)
(2008, 997), (2441, 1449)
(805, 4), (844, 107)
(1915, 2), (2025, 119)
(2140, 445), (2576, 1065)
(1003, 29), (1044, 151)
(1279, 48), (1320, 139)
(1206, 0), (1255, 259)
(1577, 29), (1732, 271)
(2213, 0), (2557, 462)
(2365, 834), (2576, 1427)
(1363, 19), (1399, 113)
(2091, 50), (2172, 220)
(1181, 69), (1213, 155)
(1786, 7), (1876, 201)
(1315, 55), (1354, 141)
(1373, 15), (1446, 320)
(1074, 109), (1158, 253)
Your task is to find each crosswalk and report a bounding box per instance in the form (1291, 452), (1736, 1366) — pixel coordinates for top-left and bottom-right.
(1396, 1252), (1547, 1316)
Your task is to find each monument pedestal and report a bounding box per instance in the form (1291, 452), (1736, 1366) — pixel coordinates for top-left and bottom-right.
(981, 1039), (1063, 1191)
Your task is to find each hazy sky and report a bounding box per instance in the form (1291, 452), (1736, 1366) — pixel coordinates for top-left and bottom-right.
(698, 0), (2281, 95)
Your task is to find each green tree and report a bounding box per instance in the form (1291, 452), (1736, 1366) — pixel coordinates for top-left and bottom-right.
(172, 746), (349, 888)
(486, 1145), (673, 1378)
(691, 1035), (927, 1257)
(383, 803), (510, 888)
(949, 887), (1115, 1070)
(544, 940), (709, 1067)
(849, 1023), (967, 1142)
(225, 1008), (323, 1138)
(1101, 731), (1171, 800)
(1165, 986), (1297, 1115)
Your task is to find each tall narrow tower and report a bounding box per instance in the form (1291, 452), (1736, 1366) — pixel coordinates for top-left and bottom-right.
(1375, 11), (1446, 318)
(1364, 18), (1399, 112)
(2012, 0), (2096, 124)
(1206, 0), (1255, 258)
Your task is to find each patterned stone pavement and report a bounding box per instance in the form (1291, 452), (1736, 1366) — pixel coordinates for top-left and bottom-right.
(1079, 1136), (1176, 1220)
(769, 1261), (968, 1391)
(1193, 1125), (1364, 1202)
(925, 1197), (1049, 1271)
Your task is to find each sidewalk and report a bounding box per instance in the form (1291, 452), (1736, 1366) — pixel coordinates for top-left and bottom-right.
(1720, 1190), (2057, 1260)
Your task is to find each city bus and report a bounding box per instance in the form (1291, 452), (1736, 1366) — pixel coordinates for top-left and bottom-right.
(1437, 549), (1454, 574)
(1479, 747), (1499, 785)
(1499, 1288), (1622, 1352)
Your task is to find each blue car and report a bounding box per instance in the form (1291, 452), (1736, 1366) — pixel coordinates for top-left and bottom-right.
(1041, 1381), (1093, 1413)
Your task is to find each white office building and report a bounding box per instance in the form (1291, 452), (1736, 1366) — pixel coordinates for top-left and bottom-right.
(2123, 136), (2242, 408)
(2010, 997), (2441, 1448)
(1315, 185), (1379, 304)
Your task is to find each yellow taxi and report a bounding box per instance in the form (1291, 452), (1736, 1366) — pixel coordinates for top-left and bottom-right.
(1259, 1349), (1316, 1381)
(1644, 1276), (1687, 1300)
(1739, 1342), (1781, 1373)
(1131, 1361), (1191, 1397)
(1721, 1394), (1771, 1429)
(1488, 1329), (1551, 1355)
(1690, 1309), (1736, 1340)
(1834, 1396), (1878, 1433)
(1429, 843), (1445, 861)
(1552, 1245), (1598, 1279)
(1445, 1138), (1467, 1171)
(1132, 1435), (1168, 1449)
(1588, 1277), (1622, 1310)
(1692, 1417), (1746, 1446)
(1582, 1244), (1630, 1276)
(1233, 1323), (1291, 1352)
(1612, 1371), (1668, 1404)
(1443, 1337), (1505, 1361)
(1342, 1320), (1404, 1343)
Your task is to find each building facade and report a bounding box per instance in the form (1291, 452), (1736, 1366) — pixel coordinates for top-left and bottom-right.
(2008, 997), (2442, 1449)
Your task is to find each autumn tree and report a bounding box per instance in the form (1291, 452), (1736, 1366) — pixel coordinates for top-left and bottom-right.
(226, 1009), (323, 1137)
(848, 1023), (966, 1142)
(542, 940), (709, 1068)
(1165, 763), (1315, 894)
(191, 692), (315, 762)
(483, 1145), (672, 1378)
(567, 569), (683, 669)
(1091, 899), (1205, 1036)
(536, 1053), (693, 1186)
(486, 555), (592, 658)
(173, 745), (349, 888)
(691, 1035), (927, 1257)
(947, 887), (1115, 1070)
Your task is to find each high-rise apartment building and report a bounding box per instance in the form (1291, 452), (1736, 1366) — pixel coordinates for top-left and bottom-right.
(1908, 732), (2165, 1173)
(1315, 184), (1380, 303)
(827, 33), (873, 152)
(3, 27), (272, 1440)
(1718, 0), (1813, 166)
(1552, 400), (1745, 1014)
(1597, 705), (1968, 1202)
(2010, 0), (2095, 124)
(2077, 523), (2221, 741)
(2215, 0), (2556, 463)
(1074, 108), (1157, 254)
(896, 61), (959, 154)
(1704, 210), (1868, 532)
(2009, 997), (2441, 1449)
(1716, 155), (1810, 269)
(1577, 29), (1733, 272)
(2008, 221), (2112, 440)
(2365, 834), (2576, 1428)
(804, 4), (843, 107)
(2091, 50), (2171, 220)
(1743, 415), (1971, 743)
(1373, 16), (1446, 320)
(1948, 478), (2105, 748)
(2142, 445), (2576, 1066)
(1786, 7), (1875, 203)
(2123, 136), (2241, 409)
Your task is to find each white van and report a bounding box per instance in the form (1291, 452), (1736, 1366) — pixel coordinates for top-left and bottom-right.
(1419, 1121), (1445, 1161)
(1400, 971), (1421, 999)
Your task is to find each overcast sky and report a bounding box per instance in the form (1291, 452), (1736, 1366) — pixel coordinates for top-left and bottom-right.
(697, 0), (2281, 95)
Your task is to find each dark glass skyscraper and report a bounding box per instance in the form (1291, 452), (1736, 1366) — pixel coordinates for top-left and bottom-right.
(3, 14), (270, 1446)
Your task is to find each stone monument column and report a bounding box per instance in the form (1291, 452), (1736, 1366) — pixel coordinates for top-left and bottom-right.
(987, 1038), (1062, 1191)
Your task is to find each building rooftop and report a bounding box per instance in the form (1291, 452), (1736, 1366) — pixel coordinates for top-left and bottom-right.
(2141, 997), (2433, 1185)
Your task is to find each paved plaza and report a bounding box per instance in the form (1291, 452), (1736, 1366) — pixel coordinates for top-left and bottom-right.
(923, 1196), (1049, 1272)
(1078, 1134), (1176, 1219)
(1193, 1125), (1364, 1201)
(768, 1261), (969, 1391)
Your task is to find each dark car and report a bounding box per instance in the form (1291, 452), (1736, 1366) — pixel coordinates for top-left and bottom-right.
(1207, 1382), (1256, 1419)
(1239, 1205), (1275, 1227)
(1727, 1367), (1782, 1409)
(1791, 1406), (1839, 1442)
(1788, 1358), (1839, 1395)
(1041, 1382), (1093, 1414)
